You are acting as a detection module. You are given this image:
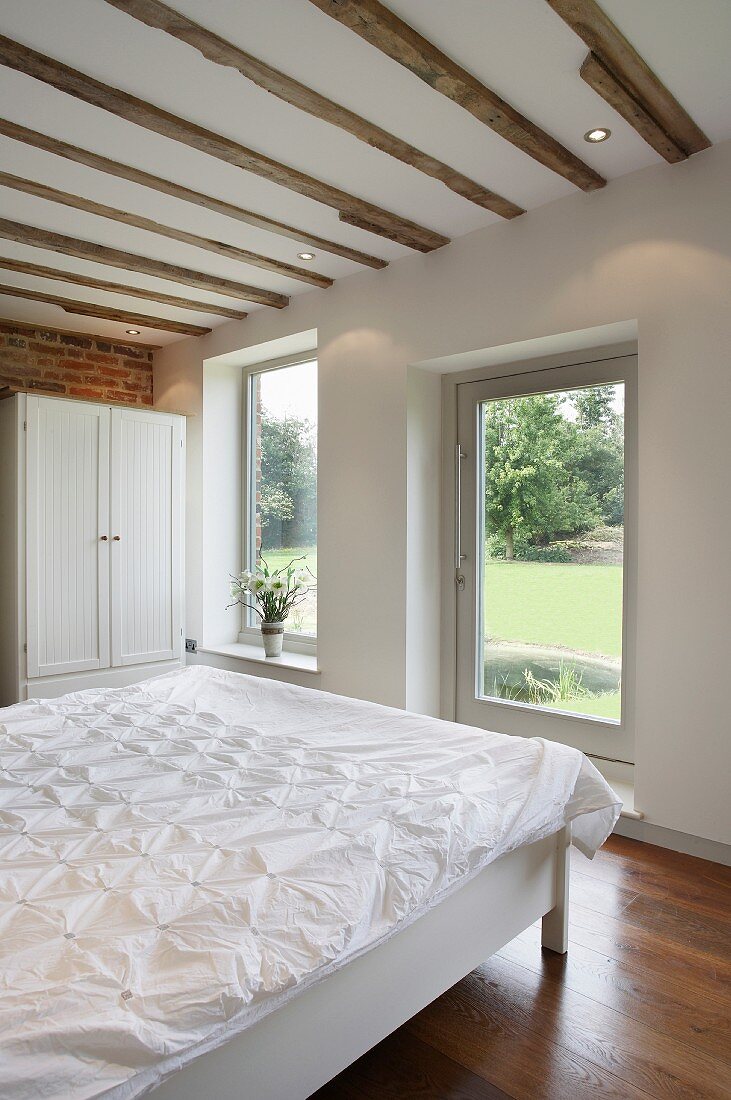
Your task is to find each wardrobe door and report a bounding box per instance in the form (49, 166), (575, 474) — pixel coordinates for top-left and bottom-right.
(26, 396), (111, 678)
(110, 408), (183, 666)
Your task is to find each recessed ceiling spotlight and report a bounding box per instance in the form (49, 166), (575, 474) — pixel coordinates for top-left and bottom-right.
(297, 252), (316, 261)
(584, 127), (611, 143)
(126, 328), (141, 335)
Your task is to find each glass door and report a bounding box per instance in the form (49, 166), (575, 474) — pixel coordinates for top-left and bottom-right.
(455, 356), (636, 761)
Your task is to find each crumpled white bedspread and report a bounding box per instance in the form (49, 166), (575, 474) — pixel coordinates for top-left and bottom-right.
(0, 665), (621, 1099)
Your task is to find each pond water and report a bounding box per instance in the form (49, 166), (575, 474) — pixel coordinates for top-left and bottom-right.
(483, 643), (620, 703)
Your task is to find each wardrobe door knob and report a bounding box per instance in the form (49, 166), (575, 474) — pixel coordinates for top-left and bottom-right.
(112, 535), (121, 541)
(100, 535), (108, 541)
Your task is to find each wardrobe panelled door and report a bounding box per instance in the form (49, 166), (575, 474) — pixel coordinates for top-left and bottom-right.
(26, 396), (110, 678)
(110, 409), (182, 666)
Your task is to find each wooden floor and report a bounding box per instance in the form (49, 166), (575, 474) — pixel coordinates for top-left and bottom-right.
(314, 835), (731, 1099)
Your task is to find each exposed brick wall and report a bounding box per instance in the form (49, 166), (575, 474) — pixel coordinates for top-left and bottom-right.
(0, 320), (153, 406)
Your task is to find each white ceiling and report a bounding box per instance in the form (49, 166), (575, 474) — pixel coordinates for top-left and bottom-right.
(0, 0), (728, 345)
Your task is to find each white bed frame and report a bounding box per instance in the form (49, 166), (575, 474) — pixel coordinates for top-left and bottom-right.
(150, 826), (570, 1100)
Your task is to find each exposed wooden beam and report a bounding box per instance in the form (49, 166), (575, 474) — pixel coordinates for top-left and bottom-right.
(0, 119), (388, 270)
(0, 170), (332, 288)
(104, 0), (524, 221)
(306, 0), (605, 192)
(0, 36), (449, 252)
(339, 211), (439, 241)
(0, 218), (289, 307)
(0, 256), (247, 319)
(546, 0), (711, 159)
(0, 283), (211, 335)
(580, 55), (686, 163)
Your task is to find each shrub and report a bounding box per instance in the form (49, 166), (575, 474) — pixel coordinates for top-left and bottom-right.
(518, 544), (572, 563)
(485, 532), (571, 563)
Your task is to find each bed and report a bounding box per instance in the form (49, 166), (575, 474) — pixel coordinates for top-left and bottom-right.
(0, 665), (621, 1100)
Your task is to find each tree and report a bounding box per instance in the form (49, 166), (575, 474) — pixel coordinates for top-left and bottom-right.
(570, 424), (624, 526)
(259, 413), (316, 547)
(259, 483), (294, 531)
(570, 387), (624, 526)
(573, 386), (615, 430)
(484, 394), (599, 558)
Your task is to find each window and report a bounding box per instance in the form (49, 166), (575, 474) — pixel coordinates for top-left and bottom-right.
(479, 381), (625, 723)
(455, 355), (636, 761)
(245, 360), (317, 639)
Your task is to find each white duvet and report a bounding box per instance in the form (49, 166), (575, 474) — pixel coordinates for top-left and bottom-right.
(0, 665), (621, 1099)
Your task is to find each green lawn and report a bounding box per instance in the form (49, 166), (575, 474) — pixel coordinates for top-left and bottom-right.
(258, 546), (317, 634)
(260, 546), (317, 577)
(545, 693), (621, 720)
(484, 561), (622, 658)
(484, 560), (622, 721)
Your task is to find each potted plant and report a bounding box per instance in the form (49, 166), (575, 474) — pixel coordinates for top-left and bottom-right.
(229, 558), (313, 657)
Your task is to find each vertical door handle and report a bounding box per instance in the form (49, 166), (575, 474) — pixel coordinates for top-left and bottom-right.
(455, 443), (467, 573)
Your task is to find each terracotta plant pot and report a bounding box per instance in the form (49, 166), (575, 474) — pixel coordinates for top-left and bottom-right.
(261, 620), (286, 658)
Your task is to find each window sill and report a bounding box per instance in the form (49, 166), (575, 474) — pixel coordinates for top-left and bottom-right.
(588, 756), (642, 820)
(197, 642), (320, 674)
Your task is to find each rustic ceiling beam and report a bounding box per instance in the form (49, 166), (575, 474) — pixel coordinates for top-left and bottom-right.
(0, 256), (247, 319)
(0, 218), (289, 307)
(0, 36), (449, 252)
(0, 120), (387, 270)
(0, 170), (332, 288)
(546, 0), (710, 160)
(103, 0), (524, 220)
(0, 282), (211, 335)
(306, 0), (605, 192)
(580, 55), (686, 163)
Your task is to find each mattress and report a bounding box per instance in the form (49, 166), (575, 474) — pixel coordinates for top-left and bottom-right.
(0, 665), (621, 1099)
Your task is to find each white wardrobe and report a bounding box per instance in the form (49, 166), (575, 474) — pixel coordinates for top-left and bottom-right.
(0, 393), (185, 705)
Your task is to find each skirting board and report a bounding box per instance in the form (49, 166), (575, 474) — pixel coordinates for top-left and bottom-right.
(614, 816), (731, 867)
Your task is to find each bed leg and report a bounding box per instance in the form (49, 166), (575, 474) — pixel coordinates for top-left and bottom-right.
(541, 824), (570, 954)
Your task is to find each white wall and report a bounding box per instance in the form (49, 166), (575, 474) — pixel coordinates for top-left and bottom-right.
(154, 141), (731, 848)
(406, 367), (442, 716)
(201, 362), (244, 646)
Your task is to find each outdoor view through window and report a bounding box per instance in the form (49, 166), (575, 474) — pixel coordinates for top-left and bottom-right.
(250, 360), (317, 635)
(480, 382), (624, 721)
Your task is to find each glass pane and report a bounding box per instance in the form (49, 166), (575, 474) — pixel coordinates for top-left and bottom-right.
(250, 361), (317, 635)
(480, 382), (624, 721)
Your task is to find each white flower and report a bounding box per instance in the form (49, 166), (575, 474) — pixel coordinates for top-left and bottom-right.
(230, 579), (243, 597)
(293, 567), (309, 589)
(249, 575), (265, 593)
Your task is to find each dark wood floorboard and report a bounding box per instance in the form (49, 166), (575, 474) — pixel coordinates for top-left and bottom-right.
(567, 902), (731, 996)
(472, 953), (728, 1099)
(500, 925), (731, 1065)
(572, 841), (731, 921)
(314, 1031), (511, 1099)
(313, 835), (731, 1099)
(598, 836), (731, 891)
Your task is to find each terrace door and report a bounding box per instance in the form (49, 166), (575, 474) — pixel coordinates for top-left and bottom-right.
(454, 356), (636, 763)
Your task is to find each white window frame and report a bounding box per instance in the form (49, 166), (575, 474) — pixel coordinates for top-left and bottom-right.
(238, 354), (318, 652)
(442, 343), (638, 764)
